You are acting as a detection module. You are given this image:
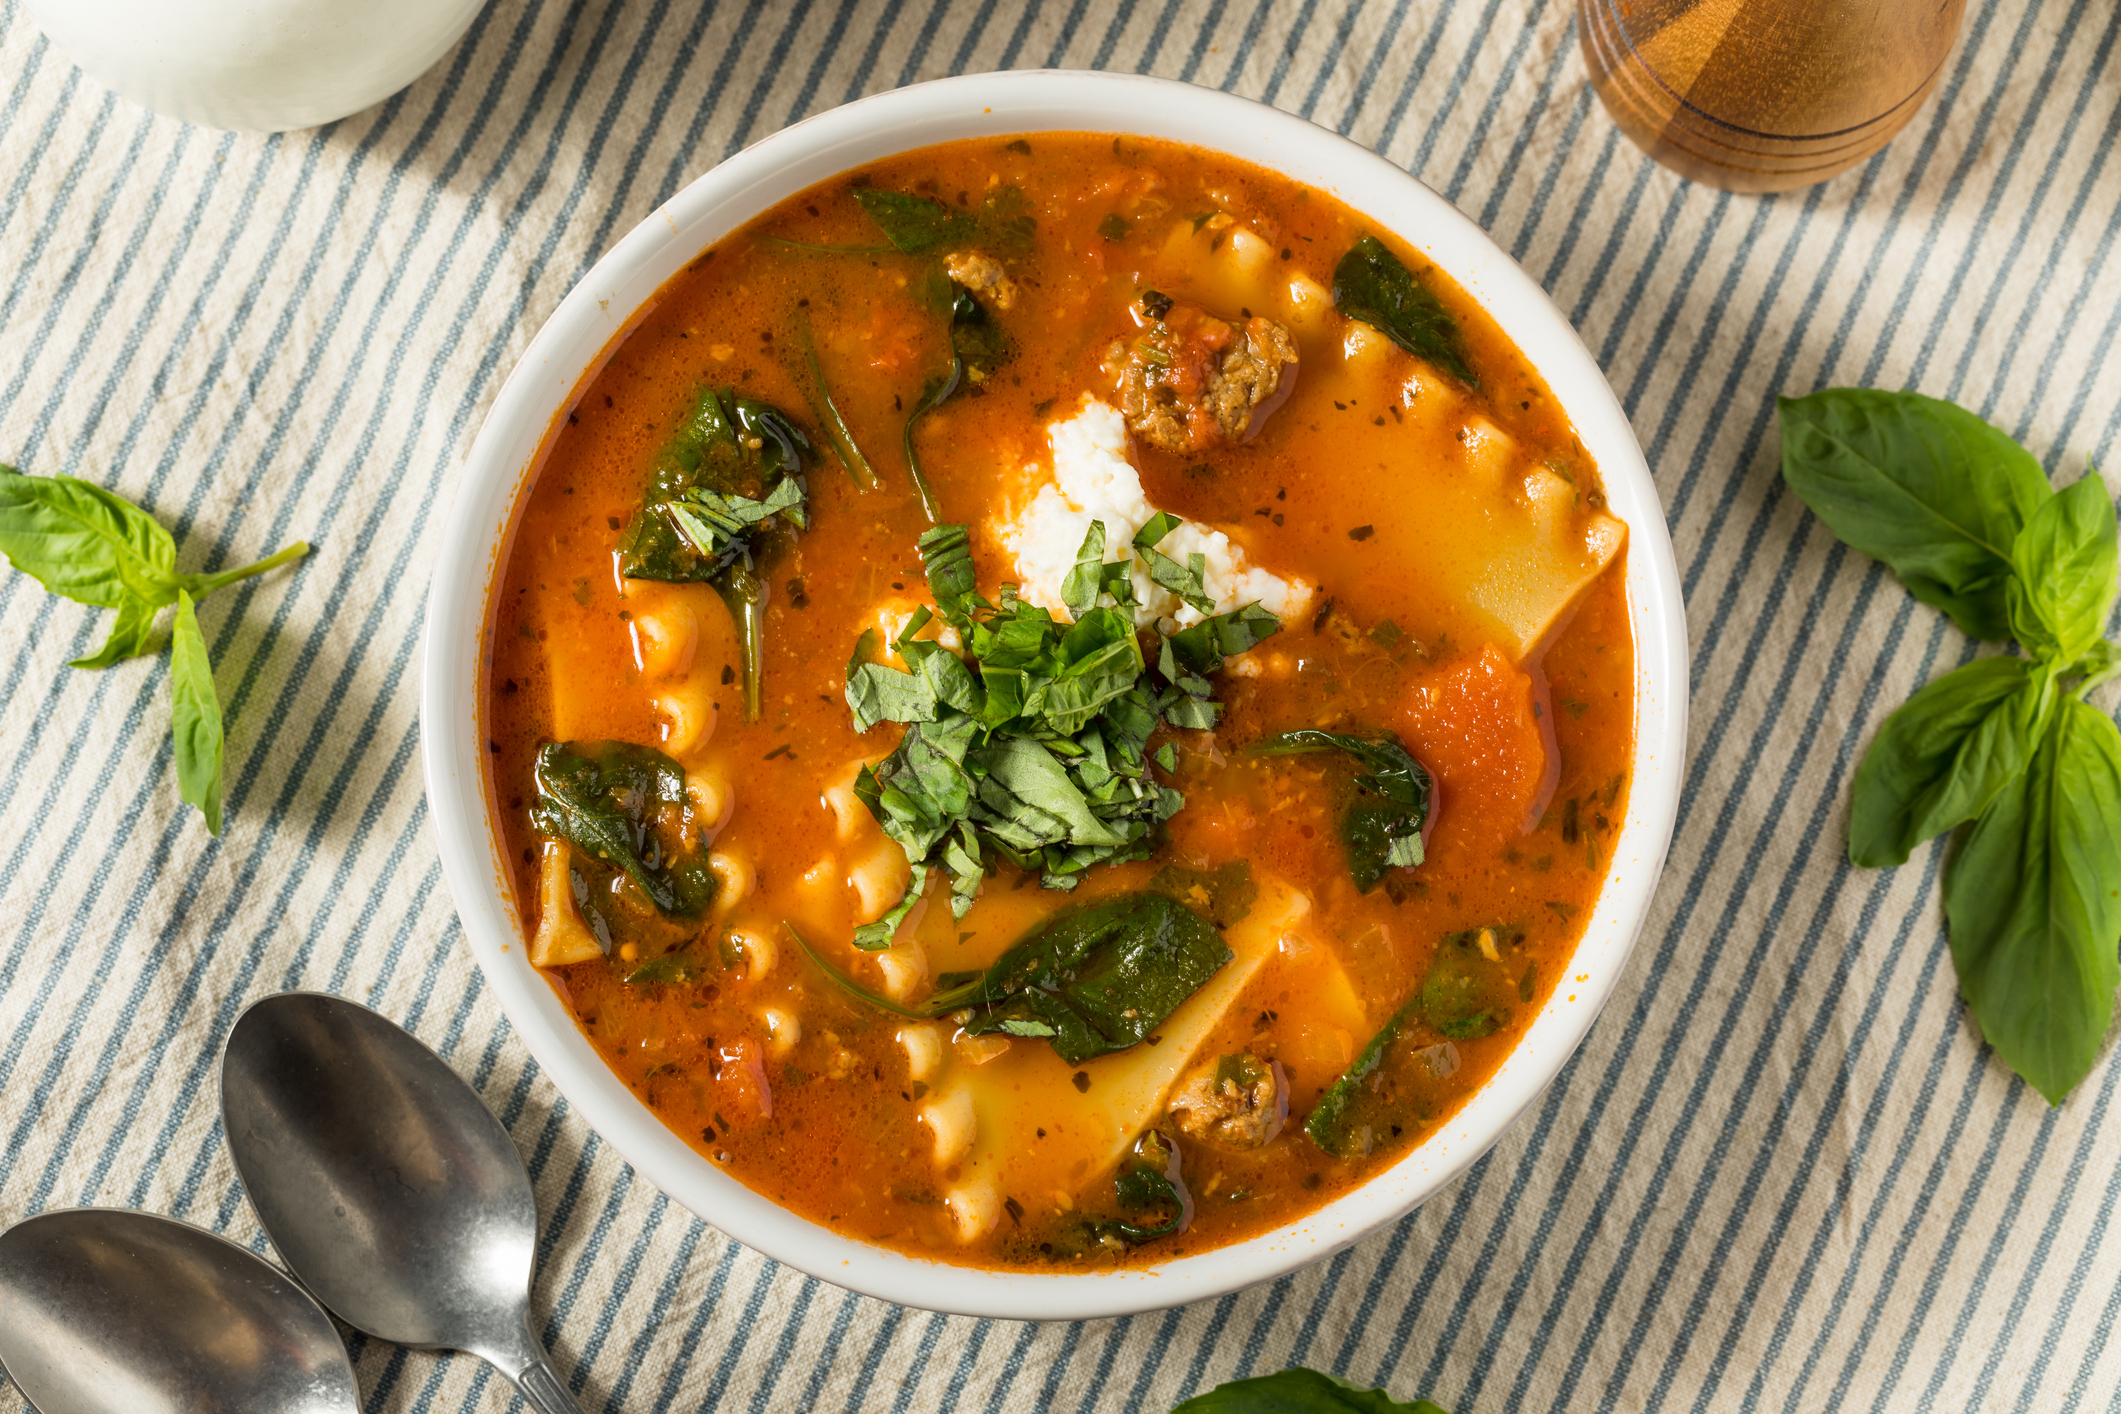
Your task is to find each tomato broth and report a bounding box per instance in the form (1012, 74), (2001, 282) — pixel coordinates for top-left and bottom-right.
(484, 133), (1633, 1269)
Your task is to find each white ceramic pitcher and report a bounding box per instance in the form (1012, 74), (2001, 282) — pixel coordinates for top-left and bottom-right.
(23, 0), (488, 133)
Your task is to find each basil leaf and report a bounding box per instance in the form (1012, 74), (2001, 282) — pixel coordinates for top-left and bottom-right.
(972, 735), (1126, 848)
(169, 590), (224, 836)
(528, 741), (717, 918)
(1778, 390), (2051, 642)
(852, 861), (928, 951)
(1133, 511), (1183, 550)
(71, 598), (161, 669)
(0, 465), (180, 611)
(1172, 1369), (1450, 1414)
(2007, 472), (2118, 664)
(1061, 519), (1108, 614)
(1167, 603), (1281, 674)
(1331, 235), (1476, 387)
(1421, 926), (1520, 1039)
(1944, 697), (2121, 1104)
(1848, 655), (2047, 867)
(845, 630), (940, 732)
(1144, 546), (1215, 615)
(951, 891), (1233, 1063)
(1249, 729), (1433, 890)
(917, 522), (982, 624)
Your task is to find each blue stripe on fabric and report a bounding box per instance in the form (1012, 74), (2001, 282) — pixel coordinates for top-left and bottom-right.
(1041, 0), (1099, 68)
(14, 124), (195, 457)
(1256, 0), (1324, 107)
(991, 0), (1050, 69)
(1066, 1313), (1139, 1413)
(837, 1301), (908, 1414)
(794, 1291), (868, 1412)
(1174, 0), (1230, 83)
(1088, 0), (1140, 71)
(1851, 0), (2056, 392)
(602, 1214), (712, 1411)
(886, 1311), (952, 1414)
(835, 0), (910, 103)
(1212, 0), (1279, 92)
(1327, 0), (1413, 136)
(741, 1276), (823, 1412)
(974, 1321), (1044, 1413)
(649, 0), (771, 207)
(937, 1314), (999, 1413)
(1952, 2), (2121, 411)
(1984, 1058), (2121, 1408)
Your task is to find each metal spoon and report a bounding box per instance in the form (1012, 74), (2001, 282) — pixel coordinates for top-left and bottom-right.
(0, 1207), (360, 1414)
(219, 992), (582, 1413)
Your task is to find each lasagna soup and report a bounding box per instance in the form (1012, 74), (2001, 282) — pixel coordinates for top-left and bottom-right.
(485, 134), (1633, 1268)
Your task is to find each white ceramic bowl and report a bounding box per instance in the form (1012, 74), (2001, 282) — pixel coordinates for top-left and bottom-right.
(421, 71), (1687, 1320)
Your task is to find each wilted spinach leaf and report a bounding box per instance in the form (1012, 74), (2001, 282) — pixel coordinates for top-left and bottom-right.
(791, 892), (1232, 1065)
(944, 891), (1232, 1064)
(529, 741), (717, 918)
(1249, 729), (1433, 891)
(1148, 860), (1258, 928)
(1331, 235), (1476, 386)
(1304, 994), (1420, 1159)
(1171, 1369), (1450, 1414)
(902, 283), (1011, 522)
(1086, 1129), (1193, 1244)
(1421, 926), (1520, 1039)
(797, 312), (880, 491)
(618, 387), (811, 720)
(852, 185), (1035, 255)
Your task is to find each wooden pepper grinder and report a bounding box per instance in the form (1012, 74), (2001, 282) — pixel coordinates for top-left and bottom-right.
(1579, 0), (1969, 192)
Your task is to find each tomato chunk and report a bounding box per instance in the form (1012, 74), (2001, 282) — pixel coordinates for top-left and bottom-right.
(1397, 644), (1553, 836)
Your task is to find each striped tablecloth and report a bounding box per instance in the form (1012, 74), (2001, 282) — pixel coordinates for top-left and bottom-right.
(3, 1), (2117, 1409)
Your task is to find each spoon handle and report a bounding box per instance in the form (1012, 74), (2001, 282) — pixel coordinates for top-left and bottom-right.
(486, 1314), (584, 1414)
(513, 1355), (584, 1414)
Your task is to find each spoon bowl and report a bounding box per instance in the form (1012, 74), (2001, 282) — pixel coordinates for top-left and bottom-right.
(220, 991), (579, 1413)
(0, 1207), (359, 1414)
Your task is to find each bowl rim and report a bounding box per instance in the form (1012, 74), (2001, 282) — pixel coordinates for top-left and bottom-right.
(420, 68), (1688, 1321)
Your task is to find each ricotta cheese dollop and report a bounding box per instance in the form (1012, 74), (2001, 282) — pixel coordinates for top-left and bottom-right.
(1001, 396), (1311, 632)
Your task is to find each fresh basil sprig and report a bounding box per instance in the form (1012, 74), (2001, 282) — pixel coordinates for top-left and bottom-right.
(1782, 388), (2121, 1104)
(0, 465), (309, 833)
(843, 519), (1277, 938)
(1172, 1368), (1450, 1413)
